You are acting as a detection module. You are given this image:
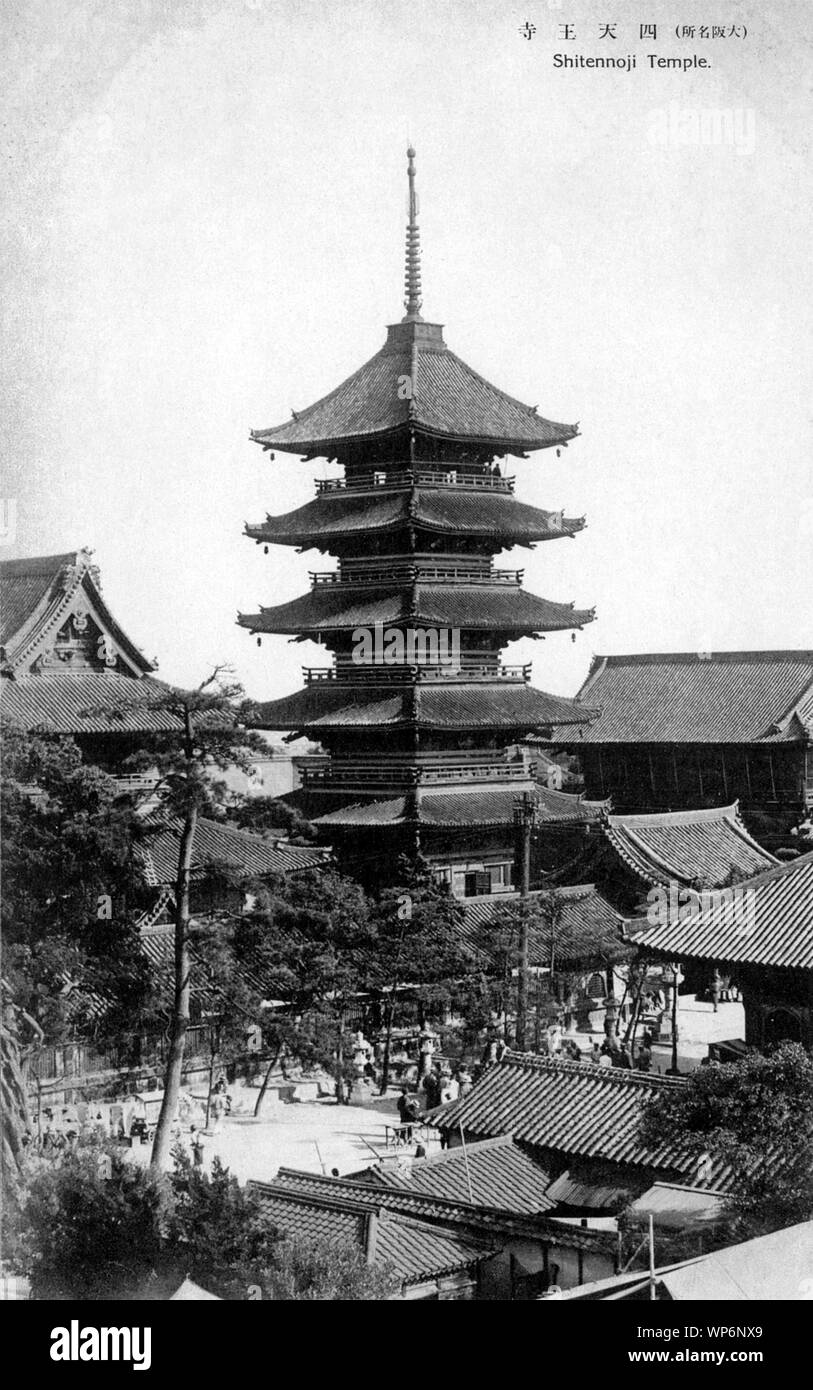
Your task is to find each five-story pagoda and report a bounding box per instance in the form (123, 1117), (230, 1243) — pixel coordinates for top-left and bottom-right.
(240, 150), (595, 890)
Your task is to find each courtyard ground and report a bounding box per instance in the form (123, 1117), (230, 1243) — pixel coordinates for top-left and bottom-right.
(126, 992), (745, 1184)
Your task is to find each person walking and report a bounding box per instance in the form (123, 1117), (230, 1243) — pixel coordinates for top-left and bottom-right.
(190, 1126), (204, 1168)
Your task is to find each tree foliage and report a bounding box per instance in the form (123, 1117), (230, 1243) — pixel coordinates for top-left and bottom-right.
(15, 1142), (399, 1300)
(227, 794), (317, 843)
(235, 867), (377, 1100)
(1, 730), (155, 1041)
(637, 1042), (813, 1237)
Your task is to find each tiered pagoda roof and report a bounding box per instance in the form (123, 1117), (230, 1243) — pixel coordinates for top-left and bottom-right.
(245, 484), (585, 550)
(250, 319), (578, 460)
(250, 681), (593, 734)
(313, 783), (602, 830)
(241, 581), (593, 638)
(241, 149), (595, 855)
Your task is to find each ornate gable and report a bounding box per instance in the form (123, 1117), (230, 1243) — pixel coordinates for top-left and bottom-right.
(1, 549), (155, 679)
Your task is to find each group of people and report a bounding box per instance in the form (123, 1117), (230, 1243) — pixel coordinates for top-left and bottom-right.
(22, 1104), (108, 1159)
(395, 1061), (475, 1141)
(419, 1062), (473, 1110)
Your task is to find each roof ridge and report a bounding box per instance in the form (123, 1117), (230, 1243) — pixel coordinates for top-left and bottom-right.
(596, 650), (813, 666)
(499, 1051), (685, 1088)
(412, 1133), (516, 1167)
(608, 804), (738, 828)
(0, 550), (83, 577)
(256, 1170), (613, 1247)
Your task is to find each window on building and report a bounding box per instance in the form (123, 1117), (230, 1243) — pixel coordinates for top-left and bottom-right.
(487, 862), (513, 893)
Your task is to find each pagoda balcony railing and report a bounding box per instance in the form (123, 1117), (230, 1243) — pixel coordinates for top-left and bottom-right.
(308, 563), (523, 588)
(314, 468), (515, 496)
(302, 662), (532, 686)
(302, 755), (536, 788)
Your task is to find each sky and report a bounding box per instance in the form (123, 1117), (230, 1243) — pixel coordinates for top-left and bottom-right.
(2, 0), (811, 704)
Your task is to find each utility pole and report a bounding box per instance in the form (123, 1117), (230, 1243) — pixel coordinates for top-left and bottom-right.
(513, 792), (538, 1052)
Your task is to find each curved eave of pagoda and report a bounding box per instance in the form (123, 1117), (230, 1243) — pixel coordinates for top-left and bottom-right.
(237, 587), (596, 636)
(311, 784), (601, 830)
(244, 491), (586, 549)
(250, 419), (578, 460)
(249, 325), (579, 459)
(248, 682), (597, 733)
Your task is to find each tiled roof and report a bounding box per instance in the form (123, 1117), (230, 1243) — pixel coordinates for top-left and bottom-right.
(603, 804), (778, 889)
(251, 682), (594, 733)
(313, 784), (601, 830)
(544, 1170), (638, 1211)
(240, 585), (593, 637)
(374, 1211), (490, 1283)
(460, 885), (633, 968)
(251, 1188), (367, 1247)
(254, 1168), (612, 1253)
(245, 488), (584, 548)
(250, 1186), (491, 1284)
(0, 672), (182, 734)
(135, 815), (327, 886)
(138, 917), (279, 1003)
(362, 1135), (556, 1213)
(251, 318), (578, 456)
(563, 651), (813, 745)
(0, 552), (77, 647)
(637, 850), (813, 969)
(312, 795), (411, 826)
(1, 549), (155, 677)
(0, 549), (179, 736)
(434, 1053), (733, 1187)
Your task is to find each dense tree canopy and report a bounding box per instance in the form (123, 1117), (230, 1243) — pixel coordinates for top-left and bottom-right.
(638, 1042), (813, 1238)
(1, 730), (155, 1041)
(17, 1143), (398, 1301)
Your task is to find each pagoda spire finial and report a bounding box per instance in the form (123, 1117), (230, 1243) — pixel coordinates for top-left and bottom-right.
(402, 145), (423, 320)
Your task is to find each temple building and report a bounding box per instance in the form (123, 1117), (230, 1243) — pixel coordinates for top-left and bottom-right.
(0, 549), (180, 760)
(638, 850), (813, 1049)
(549, 803), (778, 913)
(240, 149), (595, 888)
(554, 651), (813, 841)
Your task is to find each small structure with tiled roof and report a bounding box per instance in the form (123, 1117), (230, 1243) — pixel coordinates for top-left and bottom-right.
(355, 1133), (556, 1215)
(250, 1163), (617, 1298)
(637, 850), (813, 1049)
(601, 804), (778, 891)
(555, 651), (813, 832)
(135, 815), (327, 889)
(252, 1185), (493, 1299)
(550, 803), (779, 909)
(0, 549), (180, 745)
(432, 1052), (735, 1207)
(240, 149), (596, 887)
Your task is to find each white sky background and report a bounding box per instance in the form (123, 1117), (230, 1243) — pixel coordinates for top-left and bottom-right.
(2, 0), (811, 702)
